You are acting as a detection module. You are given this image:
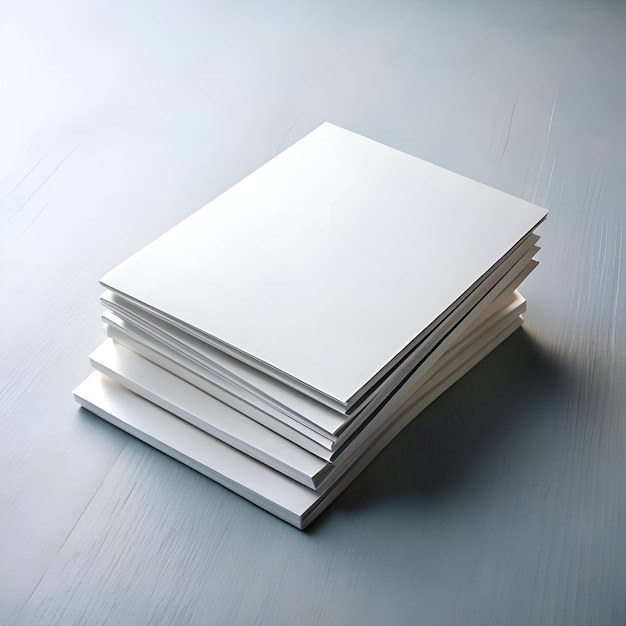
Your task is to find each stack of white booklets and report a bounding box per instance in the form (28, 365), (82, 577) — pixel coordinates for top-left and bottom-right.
(74, 123), (547, 529)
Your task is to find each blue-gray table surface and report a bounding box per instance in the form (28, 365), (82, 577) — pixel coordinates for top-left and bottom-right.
(1, 1), (625, 624)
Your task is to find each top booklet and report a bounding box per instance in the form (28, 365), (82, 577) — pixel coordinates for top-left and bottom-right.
(101, 123), (547, 408)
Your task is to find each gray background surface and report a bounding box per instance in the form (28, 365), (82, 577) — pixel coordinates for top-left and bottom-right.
(1, 0), (625, 624)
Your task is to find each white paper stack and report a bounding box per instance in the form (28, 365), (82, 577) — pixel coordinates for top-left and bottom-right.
(74, 123), (547, 529)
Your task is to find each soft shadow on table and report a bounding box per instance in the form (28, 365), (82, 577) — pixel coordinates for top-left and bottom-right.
(309, 328), (571, 531)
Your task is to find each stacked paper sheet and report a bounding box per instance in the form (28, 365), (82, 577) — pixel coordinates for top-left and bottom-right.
(74, 123), (547, 529)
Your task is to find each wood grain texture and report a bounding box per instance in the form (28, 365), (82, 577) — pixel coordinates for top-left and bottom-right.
(1, 0), (625, 624)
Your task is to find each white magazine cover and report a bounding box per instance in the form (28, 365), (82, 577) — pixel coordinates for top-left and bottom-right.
(101, 123), (547, 408)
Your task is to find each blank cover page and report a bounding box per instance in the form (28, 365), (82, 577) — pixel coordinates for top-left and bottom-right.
(101, 123), (547, 405)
